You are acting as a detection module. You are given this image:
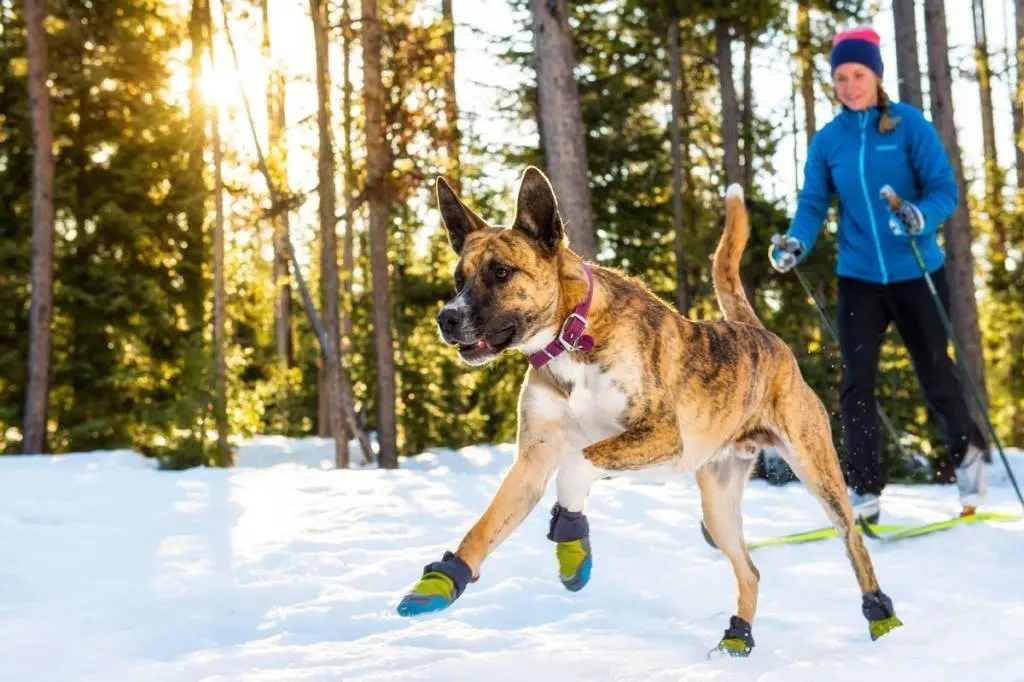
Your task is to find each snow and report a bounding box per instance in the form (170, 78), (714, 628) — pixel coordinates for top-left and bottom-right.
(1, 437), (1022, 681)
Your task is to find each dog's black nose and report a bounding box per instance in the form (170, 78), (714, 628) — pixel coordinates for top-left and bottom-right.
(437, 307), (460, 334)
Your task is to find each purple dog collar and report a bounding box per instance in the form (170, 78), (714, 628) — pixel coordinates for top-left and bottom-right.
(528, 261), (595, 369)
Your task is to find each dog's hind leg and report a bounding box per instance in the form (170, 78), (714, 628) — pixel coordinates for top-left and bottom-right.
(548, 450), (603, 592)
(773, 379), (903, 641)
(698, 453), (760, 657)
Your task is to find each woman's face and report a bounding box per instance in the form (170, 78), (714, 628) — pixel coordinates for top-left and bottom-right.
(834, 63), (878, 111)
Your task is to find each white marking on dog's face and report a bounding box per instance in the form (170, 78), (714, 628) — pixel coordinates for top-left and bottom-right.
(444, 290), (471, 314)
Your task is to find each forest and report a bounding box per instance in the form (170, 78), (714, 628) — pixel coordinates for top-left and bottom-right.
(2, 0), (1022, 486)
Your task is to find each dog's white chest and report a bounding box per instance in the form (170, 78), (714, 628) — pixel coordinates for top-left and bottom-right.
(547, 355), (628, 447)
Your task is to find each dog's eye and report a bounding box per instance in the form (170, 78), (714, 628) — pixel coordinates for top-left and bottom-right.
(493, 265), (512, 282)
(454, 270), (465, 291)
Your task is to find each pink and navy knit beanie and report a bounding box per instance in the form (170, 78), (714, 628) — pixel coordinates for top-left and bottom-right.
(831, 27), (883, 78)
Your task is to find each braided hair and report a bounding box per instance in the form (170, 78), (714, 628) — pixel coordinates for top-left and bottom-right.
(877, 84), (900, 133)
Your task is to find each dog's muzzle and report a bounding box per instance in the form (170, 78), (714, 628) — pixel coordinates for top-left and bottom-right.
(437, 304), (469, 345)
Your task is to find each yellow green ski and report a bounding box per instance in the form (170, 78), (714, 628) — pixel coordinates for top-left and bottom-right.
(702, 512), (1022, 551)
(857, 511), (1022, 543)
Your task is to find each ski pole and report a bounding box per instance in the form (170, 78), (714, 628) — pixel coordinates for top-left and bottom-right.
(792, 267), (922, 469)
(879, 185), (1024, 512)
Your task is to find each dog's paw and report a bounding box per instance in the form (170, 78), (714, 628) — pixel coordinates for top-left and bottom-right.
(707, 616), (754, 659)
(868, 614), (903, 640)
(396, 550), (473, 617)
(862, 590), (902, 640)
(397, 571), (458, 616)
(708, 638), (752, 659)
(555, 537), (592, 592)
(547, 504), (592, 592)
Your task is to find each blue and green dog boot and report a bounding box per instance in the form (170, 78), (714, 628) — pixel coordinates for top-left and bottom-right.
(396, 550), (473, 616)
(547, 503), (592, 592)
(710, 615), (755, 658)
(862, 590), (902, 640)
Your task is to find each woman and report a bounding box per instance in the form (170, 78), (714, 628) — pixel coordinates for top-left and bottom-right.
(768, 26), (987, 522)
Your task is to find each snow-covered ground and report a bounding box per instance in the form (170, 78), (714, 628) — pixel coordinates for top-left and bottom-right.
(1, 437), (1022, 681)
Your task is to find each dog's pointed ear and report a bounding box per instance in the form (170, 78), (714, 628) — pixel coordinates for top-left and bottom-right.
(436, 177), (488, 254)
(512, 166), (563, 253)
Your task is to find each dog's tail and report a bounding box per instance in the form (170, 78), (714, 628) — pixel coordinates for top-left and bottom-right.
(712, 184), (763, 328)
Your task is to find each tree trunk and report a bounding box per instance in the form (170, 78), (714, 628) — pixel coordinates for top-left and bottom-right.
(441, 0), (461, 192)
(791, 64), (801, 192)
(1016, 0), (1024, 188)
(263, 0), (293, 367)
(892, 0), (924, 110)
(668, 15), (686, 315)
(530, 0), (596, 259)
(209, 14), (231, 467)
(715, 20), (741, 186)
(973, 0), (999, 188)
(362, 0), (398, 468)
(741, 22), (754, 192)
(317, 360), (328, 435)
(973, 0), (1006, 257)
(311, 0), (349, 469)
(796, 1), (816, 144)
(340, 0), (356, 454)
(923, 0), (990, 412)
(22, 0), (55, 455)
(186, 0), (207, 333)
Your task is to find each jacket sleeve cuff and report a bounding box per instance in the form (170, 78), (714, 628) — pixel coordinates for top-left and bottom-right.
(786, 226), (814, 256)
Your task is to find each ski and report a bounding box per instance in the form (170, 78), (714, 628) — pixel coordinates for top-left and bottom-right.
(747, 522), (904, 549)
(700, 520), (905, 551)
(857, 512), (1022, 543)
(703, 512), (1022, 552)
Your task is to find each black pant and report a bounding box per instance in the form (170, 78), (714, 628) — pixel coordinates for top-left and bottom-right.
(836, 267), (984, 495)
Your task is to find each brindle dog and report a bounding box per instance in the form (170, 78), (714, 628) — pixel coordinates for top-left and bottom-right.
(397, 167), (901, 656)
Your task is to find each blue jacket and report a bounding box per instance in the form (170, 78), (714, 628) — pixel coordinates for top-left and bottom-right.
(788, 102), (956, 284)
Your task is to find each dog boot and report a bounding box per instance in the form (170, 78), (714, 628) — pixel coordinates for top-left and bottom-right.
(396, 550), (473, 616)
(709, 615), (755, 658)
(547, 503), (592, 592)
(862, 589), (903, 640)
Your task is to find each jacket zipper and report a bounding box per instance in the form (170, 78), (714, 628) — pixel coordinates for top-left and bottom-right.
(858, 111), (888, 284)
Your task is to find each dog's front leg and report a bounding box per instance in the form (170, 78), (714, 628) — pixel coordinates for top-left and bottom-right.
(455, 424), (562, 571)
(582, 407), (682, 471)
(397, 403), (563, 616)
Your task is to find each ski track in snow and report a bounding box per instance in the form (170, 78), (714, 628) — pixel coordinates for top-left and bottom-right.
(1, 436), (1022, 681)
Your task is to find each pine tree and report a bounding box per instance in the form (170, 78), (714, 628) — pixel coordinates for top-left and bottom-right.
(21, 0), (55, 454)
(208, 9), (230, 467)
(892, 0), (924, 110)
(311, 0), (348, 468)
(531, 0), (597, 259)
(362, 0), (397, 468)
(923, 0), (989, 418)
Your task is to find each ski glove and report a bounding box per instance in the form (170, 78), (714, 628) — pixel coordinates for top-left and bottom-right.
(768, 234), (805, 273)
(887, 199), (925, 237)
